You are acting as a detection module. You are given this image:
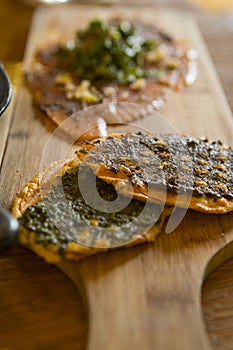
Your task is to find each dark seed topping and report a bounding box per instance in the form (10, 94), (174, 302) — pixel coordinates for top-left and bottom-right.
(76, 133), (233, 200)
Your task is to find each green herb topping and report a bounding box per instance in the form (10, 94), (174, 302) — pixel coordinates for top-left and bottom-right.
(57, 19), (155, 85)
(20, 165), (161, 252)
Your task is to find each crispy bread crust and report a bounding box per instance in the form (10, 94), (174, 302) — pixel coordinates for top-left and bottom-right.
(24, 19), (197, 141)
(75, 133), (233, 214)
(12, 158), (171, 263)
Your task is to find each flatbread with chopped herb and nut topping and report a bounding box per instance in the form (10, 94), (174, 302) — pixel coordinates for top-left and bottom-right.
(25, 18), (197, 141)
(12, 158), (171, 263)
(75, 133), (233, 214)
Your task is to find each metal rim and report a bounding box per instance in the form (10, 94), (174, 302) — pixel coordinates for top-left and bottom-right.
(0, 62), (12, 116)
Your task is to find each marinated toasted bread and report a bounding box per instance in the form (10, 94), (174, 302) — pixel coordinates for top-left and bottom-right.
(75, 133), (233, 214)
(12, 158), (171, 263)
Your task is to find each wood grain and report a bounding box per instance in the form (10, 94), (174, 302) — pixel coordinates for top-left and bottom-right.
(202, 258), (233, 350)
(0, 246), (88, 350)
(0, 4), (233, 350)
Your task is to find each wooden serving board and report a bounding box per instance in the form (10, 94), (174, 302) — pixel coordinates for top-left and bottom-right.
(1, 5), (233, 350)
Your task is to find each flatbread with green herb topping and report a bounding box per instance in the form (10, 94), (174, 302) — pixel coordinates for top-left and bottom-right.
(25, 18), (197, 141)
(12, 158), (171, 263)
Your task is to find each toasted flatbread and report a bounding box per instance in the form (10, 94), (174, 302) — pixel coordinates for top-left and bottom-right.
(75, 133), (233, 214)
(12, 158), (171, 263)
(25, 18), (197, 140)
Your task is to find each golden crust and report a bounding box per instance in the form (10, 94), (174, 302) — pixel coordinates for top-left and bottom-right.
(75, 133), (233, 214)
(12, 158), (82, 219)
(24, 19), (197, 141)
(12, 158), (96, 263)
(12, 158), (171, 263)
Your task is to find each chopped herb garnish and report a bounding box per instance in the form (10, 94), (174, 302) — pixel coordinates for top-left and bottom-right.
(57, 19), (155, 85)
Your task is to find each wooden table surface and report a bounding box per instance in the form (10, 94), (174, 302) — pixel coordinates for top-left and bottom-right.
(0, 0), (233, 349)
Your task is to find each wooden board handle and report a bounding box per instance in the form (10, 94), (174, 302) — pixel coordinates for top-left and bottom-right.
(59, 243), (212, 350)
